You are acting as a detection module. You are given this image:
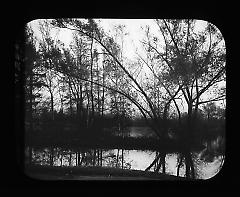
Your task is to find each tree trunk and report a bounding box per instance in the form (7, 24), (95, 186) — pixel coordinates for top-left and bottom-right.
(145, 152), (161, 171)
(90, 36), (95, 126)
(60, 153), (63, 166)
(155, 157), (161, 172)
(100, 149), (103, 166)
(187, 151), (195, 179)
(177, 154), (183, 177)
(69, 152), (72, 166)
(76, 101), (81, 127)
(68, 81), (73, 116)
(50, 91), (54, 121)
(154, 152), (166, 173)
(116, 149), (120, 167)
(121, 149), (124, 169)
(85, 85), (90, 129)
(101, 62), (105, 117)
(93, 150), (96, 166)
(49, 147), (54, 166)
(57, 80), (64, 113)
(76, 152), (78, 166)
(96, 61), (101, 116)
(79, 152), (85, 166)
(154, 152), (158, 171)
(184, 151), (195, 179)
(97, 149), (100, 166)
(160, 152), (166, 174)
(79, 83), (83, 125)
(77, 152), (81, 166)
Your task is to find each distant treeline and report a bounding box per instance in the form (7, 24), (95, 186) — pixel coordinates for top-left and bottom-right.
(25, 108), (224, 151)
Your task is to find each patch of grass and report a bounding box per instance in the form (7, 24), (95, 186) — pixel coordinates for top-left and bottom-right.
(25, 164), (186, 180)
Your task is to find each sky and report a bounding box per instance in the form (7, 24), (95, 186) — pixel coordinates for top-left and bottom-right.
(98, 19), (159, 59)
(98, 19), (209, 60)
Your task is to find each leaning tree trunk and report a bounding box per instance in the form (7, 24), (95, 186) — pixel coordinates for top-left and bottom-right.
(145, 152), (161, 171)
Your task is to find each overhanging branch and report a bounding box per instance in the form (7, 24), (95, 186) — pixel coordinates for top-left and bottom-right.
(55, 21), (160, 125)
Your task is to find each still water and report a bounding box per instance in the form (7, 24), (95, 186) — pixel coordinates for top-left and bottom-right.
(26, 146), (224, 179)
(26, 126), (224, 179)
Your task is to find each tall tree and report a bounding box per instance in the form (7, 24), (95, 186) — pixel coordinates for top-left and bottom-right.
(23, 25), (47, 164)
(38, 20), (62, 121)
(143, 19), (226, 178)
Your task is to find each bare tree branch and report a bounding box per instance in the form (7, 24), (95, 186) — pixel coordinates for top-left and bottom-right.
(56, 21), (161, 126)
(196, 95), (226, 105)
(194, 66), (225, 101)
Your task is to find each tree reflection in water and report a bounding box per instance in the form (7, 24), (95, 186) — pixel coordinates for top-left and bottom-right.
(26, 146), (224, 179)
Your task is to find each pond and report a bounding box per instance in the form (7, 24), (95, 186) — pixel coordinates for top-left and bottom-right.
(25, 146), (224, 180)
(25, 126), (225, 180)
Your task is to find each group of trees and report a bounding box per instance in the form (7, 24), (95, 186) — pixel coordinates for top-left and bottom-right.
(15, 19), (226, 179)
(19, 20), (134, 137)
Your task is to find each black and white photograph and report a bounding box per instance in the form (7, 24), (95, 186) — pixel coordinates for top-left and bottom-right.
(15, 18), (226, 181)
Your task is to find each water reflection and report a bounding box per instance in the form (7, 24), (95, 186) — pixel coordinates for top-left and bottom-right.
(26, 146), (224, 179)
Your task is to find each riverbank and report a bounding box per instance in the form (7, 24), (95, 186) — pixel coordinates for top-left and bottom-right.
(26, 135), (205, 153)
(25, 164), (187, 180)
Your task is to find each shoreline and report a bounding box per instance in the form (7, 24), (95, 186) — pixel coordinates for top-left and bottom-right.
(25, 164), (187, 180)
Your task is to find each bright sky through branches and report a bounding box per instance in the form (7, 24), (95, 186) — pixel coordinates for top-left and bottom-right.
(29, 19), (209, 61)
(27, 19), (225, 113)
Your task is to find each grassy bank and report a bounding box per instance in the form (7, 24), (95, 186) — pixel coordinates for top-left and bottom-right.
(25, 164), (186, 180)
